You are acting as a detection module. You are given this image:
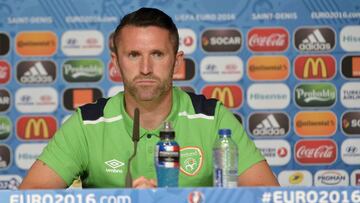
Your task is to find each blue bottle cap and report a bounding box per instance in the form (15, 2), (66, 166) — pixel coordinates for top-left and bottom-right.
(218, 128), (231, 137)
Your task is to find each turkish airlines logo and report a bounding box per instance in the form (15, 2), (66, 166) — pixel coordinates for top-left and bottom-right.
(294, 27), (335, 52)
(201, 85), (242, 109)
(0, 33), (10, 56)
(247, 27), (289, 52)
(294, 55), (336, 80)
(0, 89), (11, 112)
(63, 59), (104, 82)
(247, 55), (289, 81)
(0, 61), (11, 84)
(247, 83), (290, 109)
(15, 31), (57, 56)
(341, 82), (360, 108)
(61, 30), (104, 56)
(294, 111), (336, 137)
(340, 26), (360, 52)
(16, 116), (57, 141)
(178, 28), (196, 54)
(201, 29), (242, 52)
(341, 111), (360, 136)
(254, 140), (291, 166)
(315, 170), (349, 186)
(294, 83), (336, 108)
(341, 55), (360, 79)
(248, 112), (289, 137)
(0, 144), (11, 169)
(16, 60), (56, 84)
(174, 58), (195, 81)
(200, 56), (243, 82)
(63, 88), (103, 111)
(295, 139), (337, 165)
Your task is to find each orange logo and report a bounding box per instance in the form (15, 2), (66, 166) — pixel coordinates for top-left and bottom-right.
(202, 85), (242, 108)
(247, 55), (289, 81)
(73, 89), (93, 108)
(16, 31), (57, 56)
(294, 111), (337, 137)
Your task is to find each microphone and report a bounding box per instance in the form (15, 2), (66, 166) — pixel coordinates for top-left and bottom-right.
(125, 108), (140, 187)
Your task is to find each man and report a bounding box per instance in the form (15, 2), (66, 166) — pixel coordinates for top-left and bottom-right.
(19, 7), (279, 189)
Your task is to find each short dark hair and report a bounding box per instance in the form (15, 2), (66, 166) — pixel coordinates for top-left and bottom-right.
(112, 7), (179, 54)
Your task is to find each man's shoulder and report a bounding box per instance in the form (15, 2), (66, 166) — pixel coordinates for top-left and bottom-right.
(176, 87), (219, 117)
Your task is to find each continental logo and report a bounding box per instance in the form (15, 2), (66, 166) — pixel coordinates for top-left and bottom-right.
(63, 59), (104, 82)
(294, 27), (335, 52)
(247, 55), (289, 81)
(0, 60), (11, 84)
(201, 29), (242, 52)
(16, 116), (57, 141)
(0, 116), (11, 141)
(63, 88), (103, 111)
(0, 33), (10, 56)
(341, 55), (360, 79)
(201, 85), (242, 109)
(341, 111), (360, 136)
(294, 111), (337, 137)
(294, 55), (336, 80)
(15, 31), (57, 56)
(247, 27), (289, 52)
(294, 83), (336, 108)
(16, 60), (56, 84)
(173, 58), (195, 81)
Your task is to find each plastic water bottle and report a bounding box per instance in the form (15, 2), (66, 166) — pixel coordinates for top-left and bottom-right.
(155, 121), (180, 187)
(213, 128), (238, 188)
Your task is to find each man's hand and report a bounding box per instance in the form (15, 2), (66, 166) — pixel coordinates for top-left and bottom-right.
(132, 176), (157, 188)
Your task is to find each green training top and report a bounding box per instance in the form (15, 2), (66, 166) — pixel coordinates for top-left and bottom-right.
(38, 87), (264, 188)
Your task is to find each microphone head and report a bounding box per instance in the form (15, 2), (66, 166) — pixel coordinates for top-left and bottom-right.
(132, 108), (140, 142)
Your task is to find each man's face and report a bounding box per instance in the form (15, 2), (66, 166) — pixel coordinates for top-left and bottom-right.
(112, 25), (182, 102)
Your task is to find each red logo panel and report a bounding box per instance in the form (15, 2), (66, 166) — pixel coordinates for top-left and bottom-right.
(295, 139), (337, 165)
(0, 61), (10, 84)
(17, 116), (57, 140)
(202, 85), (242, 108)
(247, 27), (289, 52)
(294, 55), (336, 80)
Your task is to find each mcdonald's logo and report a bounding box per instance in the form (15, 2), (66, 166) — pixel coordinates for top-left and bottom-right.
(16, 116), (57, 140)
(294, 55), (336, 80)
(201, 85), (242, 108)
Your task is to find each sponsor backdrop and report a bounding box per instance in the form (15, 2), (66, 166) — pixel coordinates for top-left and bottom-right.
(0, 0), (359, 189)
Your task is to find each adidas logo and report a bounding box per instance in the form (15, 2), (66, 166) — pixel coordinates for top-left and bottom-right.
(252, 114), (285, 136)
(298, 29), (332, 51)
(19, 62), (53, 84)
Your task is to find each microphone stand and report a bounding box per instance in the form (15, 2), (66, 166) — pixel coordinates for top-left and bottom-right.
(125, 108), (140, 188)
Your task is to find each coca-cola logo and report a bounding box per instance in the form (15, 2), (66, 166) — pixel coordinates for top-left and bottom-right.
(295, 139), (337, 165)
(247, 27), (289, 52)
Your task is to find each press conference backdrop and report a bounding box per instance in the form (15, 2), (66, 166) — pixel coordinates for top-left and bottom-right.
(0, 0), (359, 189)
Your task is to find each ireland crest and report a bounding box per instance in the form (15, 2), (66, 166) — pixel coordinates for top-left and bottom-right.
(180, 146), (203, 176)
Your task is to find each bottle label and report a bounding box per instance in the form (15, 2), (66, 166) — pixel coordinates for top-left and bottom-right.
(156, 145), (180, 168)
(214, 168), (223, 187)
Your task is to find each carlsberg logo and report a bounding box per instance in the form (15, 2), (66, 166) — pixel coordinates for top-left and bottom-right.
(295, 83), (336, 107)
(63, 59), (104, 82)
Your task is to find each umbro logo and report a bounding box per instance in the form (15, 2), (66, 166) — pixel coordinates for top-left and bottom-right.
(294, 27), (335, 52)
(104, 159), (124, 174)
(248, 112), (290, 137)
(16, 60), (56, 84)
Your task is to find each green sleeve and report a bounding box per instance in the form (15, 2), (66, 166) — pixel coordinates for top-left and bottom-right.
(215, 103), (265, 175)
(38, 110), (88, 186)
